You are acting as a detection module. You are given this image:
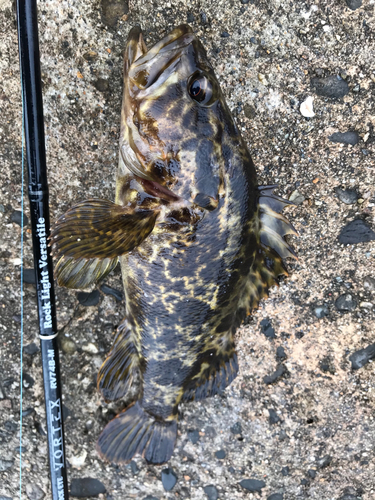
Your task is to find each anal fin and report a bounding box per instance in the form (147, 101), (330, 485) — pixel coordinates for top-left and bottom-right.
(97, 320), (143, 403)
(182, 352), (239, 403)
(54, 255), (118, 289)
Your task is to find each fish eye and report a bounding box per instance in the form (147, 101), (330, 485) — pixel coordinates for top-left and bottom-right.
(188, 73), (216, 106)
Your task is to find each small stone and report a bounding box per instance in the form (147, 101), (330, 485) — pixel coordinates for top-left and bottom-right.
(319, 356), (335, 374)
(349, 344), (375, 369)
(359, 301), (373, 309)
(260, 318), (276, 339)
(221, 31), (230, 38)
(244, 103), (256, 119)
(239, 479), (266, 492)
(300, 96), (315, 117)
(363, 276), (375, 291)
(281, 466), (289, 476)
(11, 210), (28, 226)
(335, 188), (358, 204)
(77, 290), (100, 306)
(93, 78), (109, 92)
(204, 485), (218, 500)
(250, 36), (257, 43)
(230, 422), (242, 435)
(200, 12), (207, 24)
(100, 284), (124, 301)
(301, 478), (309, 485)
(187, 429), (199, 444)
(314, 305), (329, 319)
(215, 449), (226, 459)
(338, 220), (375, 244)
(316, 454), (332, 469)
(289, 190), (305, 205)
(241, 0), (250, 4)
(130, 460), (139, 475)
(70, 478), (106, 497)
(311, 75), (349, 98)
(269, 409), (281, 425)
(23, 372), (35, 389)
(345, 0), (362, 10)
(335, 294), (357, 312)
(82, 342), (99, 354)
(23, 268), (36, 284)
(26, 484), (45, 500)
(276, 346), (286, 361)
(83, 50), (98, 61)
(329, 131), (359, 146)
(161, 468), (177, 491)
(307, 469), (317, 479)
(267, 495), (283, 500)
(0, 459), (14, 472)
(100, 0), (129, 28)
(263, 364), (287, 385)
(0, 496), (13, 500)
(143, 496), (159, 500)
(187, 12), (195, 23)
(60, 336), (77, 355)
(22, 407), (35, 417)
(24, 343), (39, 356)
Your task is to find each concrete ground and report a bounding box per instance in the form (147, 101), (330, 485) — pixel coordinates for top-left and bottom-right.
(0, 0), (374, 499)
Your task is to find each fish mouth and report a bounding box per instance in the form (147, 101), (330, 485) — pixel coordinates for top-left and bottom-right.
(125, 25), (195, 90)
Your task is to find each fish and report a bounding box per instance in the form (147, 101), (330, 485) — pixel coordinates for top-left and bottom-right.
(50, 24), (297, 465)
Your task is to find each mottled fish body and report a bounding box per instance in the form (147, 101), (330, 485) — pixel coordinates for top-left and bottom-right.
(50, 25), (296, 465)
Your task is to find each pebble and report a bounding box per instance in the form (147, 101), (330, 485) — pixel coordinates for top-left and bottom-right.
(241, 0), (250, 4)
(23, 268), (36, 284)
(0, 496), (13, 500)
(0, 459), (14, 472)
(200, 12), (207, 24)
(70, 478), (106, 497)
(316, 454), (332, 469)
(276, 346), (287, 361)
(93, 78), (109, 92)
(239, 479), (266, 492)
(77, 290), (100, 306)
(289, 190), (305, 205)
(215, 449), (226, 459)
(263, 364), (287, 385)
(281, 466), (289, 476)
(335, 293), (357, 312)
(260, 318), (276, 339)
(319, 356), (335, 375)
(204, 485), (219, 500)
(311, 75), (349, 98)
(100, 0), (128, 28)
(24, 343), (39, 355)
(187, 12), (195, 23)
(82, 342), (99, 354)
(267, 495), (283, 500)
(300, 96), (315, 117)
(10, 210), (28, 226)
(338, 220), (375, 244)
(314, 305), (329, 318)
(335, 187), (358, 205)
(26, 483), (45, 500)
(23, 372), (35, 389)
(363, 276), (375, 291)
(130, 460), (139, 475)
(307, 469), (317, 479)
(187, 429), (200, 444)
(230, 422), (242, 435)
(345, 0), (362, 10)
(22, 407), (35, 417)
(329, 131), (359, 146)
(60, 336), (77, 355)
(100, 284), (124, 301)
(221, 31), (230, 38)
(161, 468), (177, 491)
(143, 496), (158, 500)
(349, 344), (375, 370)
(269, 409), (281, 425)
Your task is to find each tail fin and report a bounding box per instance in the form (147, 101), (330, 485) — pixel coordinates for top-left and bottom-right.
(97, 402), (177, 465)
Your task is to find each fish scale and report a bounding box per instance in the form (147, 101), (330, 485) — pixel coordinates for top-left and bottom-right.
(49, 24), (297, 465)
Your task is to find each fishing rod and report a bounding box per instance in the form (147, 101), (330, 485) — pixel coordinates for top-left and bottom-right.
(17, 1), (69, 499)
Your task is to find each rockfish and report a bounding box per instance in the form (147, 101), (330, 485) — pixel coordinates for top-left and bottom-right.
(50, 24), (297, 465)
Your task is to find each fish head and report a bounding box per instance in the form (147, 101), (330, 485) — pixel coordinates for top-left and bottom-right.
(120, 25), (245, 211)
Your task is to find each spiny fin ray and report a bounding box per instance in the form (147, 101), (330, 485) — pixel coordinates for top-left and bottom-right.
(54, 255), (118, 290)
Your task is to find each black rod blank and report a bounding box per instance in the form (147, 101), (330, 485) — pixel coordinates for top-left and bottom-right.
(17, 1), (69, 499)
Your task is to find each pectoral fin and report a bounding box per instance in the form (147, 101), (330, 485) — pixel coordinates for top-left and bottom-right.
(50, 199), (158, 260)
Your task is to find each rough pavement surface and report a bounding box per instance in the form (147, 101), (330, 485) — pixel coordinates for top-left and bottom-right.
(1, 0), (374, 499)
